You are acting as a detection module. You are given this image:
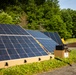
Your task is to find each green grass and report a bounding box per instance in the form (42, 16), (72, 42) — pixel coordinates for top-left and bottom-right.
(0, 50), (76, 75)
(65, 38), (76, 43)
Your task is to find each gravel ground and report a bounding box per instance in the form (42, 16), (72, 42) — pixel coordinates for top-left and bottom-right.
(38, 64), (76, 75)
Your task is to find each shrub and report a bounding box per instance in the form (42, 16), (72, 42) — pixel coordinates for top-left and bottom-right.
(0, 12), (13, 24)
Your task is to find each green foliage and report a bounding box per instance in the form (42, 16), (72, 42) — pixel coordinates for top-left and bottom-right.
(61, 9), (73, 38)
(0, 50), (76, 75)
(35, 0), (45, 5)
(0, 0), (76, 39)
(65, 38), (76, 43)
(0, 12), (13, 24)
(68, 9), (76, 37)
(5, 5), (23, 24)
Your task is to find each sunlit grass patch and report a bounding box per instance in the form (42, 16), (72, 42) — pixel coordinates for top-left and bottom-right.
(65, 38), (76, 43)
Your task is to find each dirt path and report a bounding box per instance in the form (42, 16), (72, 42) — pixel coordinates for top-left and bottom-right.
(38, 64), (76, 75)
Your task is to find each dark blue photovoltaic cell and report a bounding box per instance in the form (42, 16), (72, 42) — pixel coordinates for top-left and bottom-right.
(0, 49), (10, 61)
(0, 44), (5, 48)
(27, 30), (49, 38)
(23, 48), (32, 53)
(16, 49), (25, 54)
(10, 54), (20, 59)
(0, 24), (29, 35)
(5, 43), (14, 48)
(0, 40), (2, 44)
(0, 55), (10, 61)
(19, 53), (28, 58)
(7, 49), (17, 55)
(28, 53), (35, 57)
(0, 49), (7, 55)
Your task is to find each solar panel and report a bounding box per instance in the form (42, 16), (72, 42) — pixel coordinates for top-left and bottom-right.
(54, 32), (63, 44)
(37, 39), (57, 52)
(0, 24), (48, 61)
(27, 30), (58, 53)
(46, 32), (58, 42)
(0, 24), (29, 35)
(43, 32), (63, 45)
(0, 36), (47, 61)
(27, 30), (49, 39)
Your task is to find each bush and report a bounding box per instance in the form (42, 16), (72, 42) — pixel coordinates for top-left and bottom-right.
(0, 12), (13, 24)
(5, 5), (23, 24)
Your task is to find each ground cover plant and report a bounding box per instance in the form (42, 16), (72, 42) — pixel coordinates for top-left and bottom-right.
(65, 38), (76, 43)
(0, 50), (76, 75)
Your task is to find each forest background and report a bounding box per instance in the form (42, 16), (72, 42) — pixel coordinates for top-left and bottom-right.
(0, 0), (76, 39)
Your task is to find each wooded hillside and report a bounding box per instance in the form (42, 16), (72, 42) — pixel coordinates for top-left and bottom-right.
(0, 0), (76, 39)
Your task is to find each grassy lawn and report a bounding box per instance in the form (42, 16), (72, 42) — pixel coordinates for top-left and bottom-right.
(0, 50), (76, 75)
(65, 38), (76, 43)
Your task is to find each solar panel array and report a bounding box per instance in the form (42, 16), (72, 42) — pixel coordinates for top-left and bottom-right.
(43, 32), (63, 45)
(0, 24), (29, 35)
(27, 30), (49, 39)
(0, 24), (47, 61)
(27, 30), (58, 53)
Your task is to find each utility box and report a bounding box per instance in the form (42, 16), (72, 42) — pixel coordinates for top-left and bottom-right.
(54, 44), (69, 58)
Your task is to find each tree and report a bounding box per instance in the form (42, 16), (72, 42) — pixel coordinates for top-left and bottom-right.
(70, 10), (76, 37)
(61, 9), (73, 38)
(44, 15), (69, 39)
(0, 0), (74, 39)
(34, 0), (45, 5)
(0, 12), (13, 24)
(5, 5), (22, 24)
